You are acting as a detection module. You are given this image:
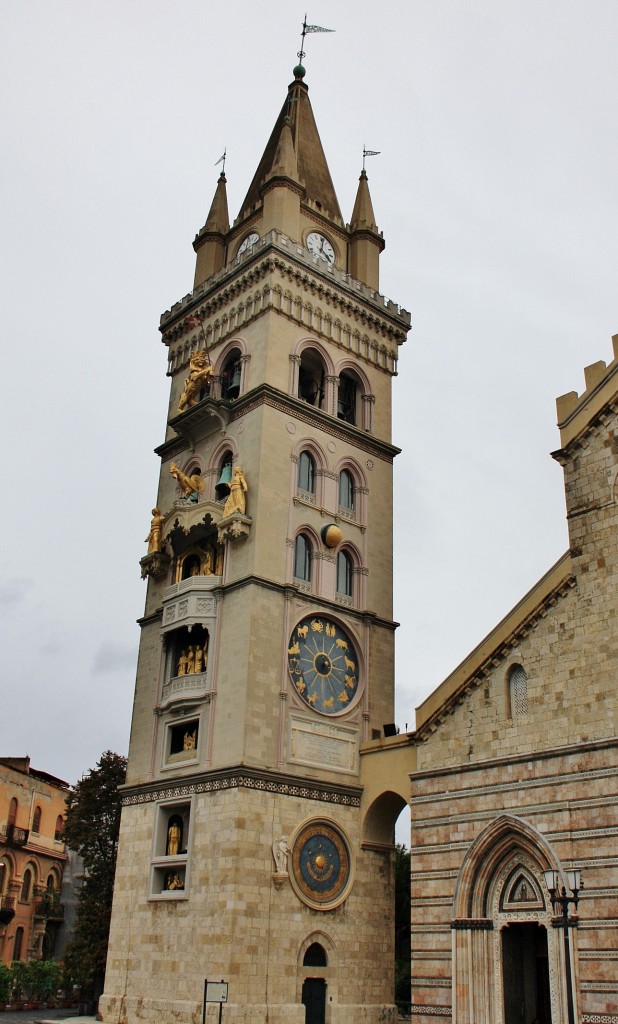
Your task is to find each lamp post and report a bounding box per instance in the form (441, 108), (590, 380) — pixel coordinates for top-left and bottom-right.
(542, 869), (582, 1024)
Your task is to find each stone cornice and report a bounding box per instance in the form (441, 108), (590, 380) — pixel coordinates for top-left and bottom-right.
(410, 734), (618, 782)
(415, 552), (575, 737)
(120, 763), (363, 808)
(159, 232), (410, 370)
(154, 384), (401, 464)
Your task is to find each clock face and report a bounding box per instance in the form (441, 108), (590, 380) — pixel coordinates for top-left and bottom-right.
(291, 820), (352, 909)
(288, 615), (359, 715)
(306, 231), (335, 265)
(237, 232), (259, 256)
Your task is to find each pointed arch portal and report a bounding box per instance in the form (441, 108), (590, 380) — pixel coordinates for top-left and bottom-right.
(451, 814), (573, 1024)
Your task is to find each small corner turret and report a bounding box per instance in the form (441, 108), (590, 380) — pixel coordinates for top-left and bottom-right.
(193, 171), (230, 288)
(349, 168), (385, 291)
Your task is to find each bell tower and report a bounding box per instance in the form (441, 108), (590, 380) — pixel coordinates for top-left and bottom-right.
(100, 62), (410, 1024)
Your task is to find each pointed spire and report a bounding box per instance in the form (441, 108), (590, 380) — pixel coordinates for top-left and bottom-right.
(348, 169), (384, 291)
(203, 172), (230, 235)
(193, 173), (230, 288)
(270, 116), (298, 181)
(238, 71), (342, 224)
(350, 169), (377, 233)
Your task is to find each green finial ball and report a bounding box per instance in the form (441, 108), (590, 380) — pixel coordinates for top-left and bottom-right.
(293, 63), (306, 79)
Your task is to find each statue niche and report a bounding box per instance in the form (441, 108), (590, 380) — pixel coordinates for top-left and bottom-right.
(169, 625), (210, 680)
(175, 541), (223, 582)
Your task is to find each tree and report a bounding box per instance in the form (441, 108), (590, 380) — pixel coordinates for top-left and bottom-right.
(62, 751), (127, 1002)
(394, 842), (411, 1012)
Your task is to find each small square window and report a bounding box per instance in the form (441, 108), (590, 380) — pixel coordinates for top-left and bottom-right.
(165, 718), (199, 765)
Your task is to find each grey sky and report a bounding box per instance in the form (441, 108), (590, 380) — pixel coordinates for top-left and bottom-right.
(1, 1), (616, 787)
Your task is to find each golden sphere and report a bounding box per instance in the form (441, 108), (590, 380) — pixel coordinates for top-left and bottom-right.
(321, 524), (343, 548)
(314, 854), (326, 869)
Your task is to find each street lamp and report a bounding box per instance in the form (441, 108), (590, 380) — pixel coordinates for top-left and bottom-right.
(542, 869), (583, 1024)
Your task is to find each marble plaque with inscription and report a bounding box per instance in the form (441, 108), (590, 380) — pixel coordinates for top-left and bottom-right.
(289, 715), (358, 774)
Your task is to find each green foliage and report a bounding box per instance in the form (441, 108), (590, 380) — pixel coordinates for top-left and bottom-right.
(0, 962), (11, 1004)
(62, 751), (127, 998)
(10, 960), (31, 1000)
(28, 959), (62, 999)
(394, 842), (411, 1013)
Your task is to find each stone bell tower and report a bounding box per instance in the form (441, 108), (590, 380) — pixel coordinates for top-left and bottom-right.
(100, 62), (410, 1024)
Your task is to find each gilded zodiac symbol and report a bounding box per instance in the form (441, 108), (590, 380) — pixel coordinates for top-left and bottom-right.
(344, 656), (355, 672)
(288, 641), (300, 655)
(311, 619), (324, 632)
(297, 624), (308, 639)
(335, 638), (348, 650)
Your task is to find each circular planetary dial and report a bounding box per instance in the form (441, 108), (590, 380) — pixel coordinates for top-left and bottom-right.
(290, 820), (352, 908)
(306, 231), (335, 265)
(287, 615), (358, 715)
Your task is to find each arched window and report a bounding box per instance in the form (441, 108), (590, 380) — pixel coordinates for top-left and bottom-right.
(20, 867), (34, 902)
(0, 861), (7, 895)
(221, 349), (242, 400)
(337, 372), (359, 425)
(181, 554), (202, 580)
(509, 665), (529, 718)
(338, 469), (355, 512)
(336, 551), (353, 598)
(215, 451), (233, 500)
(55, 815), (64, 841)
(294, 534), (312, 582)
(13, 927), (24, 961)
(32, 806), (42, 833)
(298, 451), (315, 495)
(298, 349), (326, 408)
(303, 942), (327, 967)
(8, 798), (17, 826)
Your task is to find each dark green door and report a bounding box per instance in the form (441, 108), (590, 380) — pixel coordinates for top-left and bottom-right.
(502, 923), (551, 1024)
(302, 978), (326, 1024)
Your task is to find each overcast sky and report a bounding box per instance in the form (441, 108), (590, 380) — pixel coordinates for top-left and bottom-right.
(1, 1), (617, 792)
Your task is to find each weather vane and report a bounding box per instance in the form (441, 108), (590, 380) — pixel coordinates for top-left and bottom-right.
(297, 14), (334, 66)
(362, 145), (380, 172)
(214, 148), (227, 175)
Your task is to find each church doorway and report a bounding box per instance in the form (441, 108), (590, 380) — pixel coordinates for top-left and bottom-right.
(501, 922), (551, 1024)
(301, 978), (326, 1024)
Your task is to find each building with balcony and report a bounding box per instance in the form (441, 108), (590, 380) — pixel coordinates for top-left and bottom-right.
(0, 757), (70, 963)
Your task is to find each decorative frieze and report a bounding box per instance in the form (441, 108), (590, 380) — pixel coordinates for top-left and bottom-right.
(121, 767), (362, 808)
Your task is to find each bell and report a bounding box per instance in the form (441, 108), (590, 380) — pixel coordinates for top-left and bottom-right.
(215, 463), (232, 499)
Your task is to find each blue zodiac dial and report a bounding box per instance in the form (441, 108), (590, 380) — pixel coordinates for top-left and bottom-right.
(287, 615), (359, 715)
(291, 821), (351, 908)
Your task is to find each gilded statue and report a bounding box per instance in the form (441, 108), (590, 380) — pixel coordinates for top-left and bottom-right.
(165, 872), (184, 890)
(194, 645), (203, 674)
(145, 508), (164, 553)
(183, 729), (197, 750)
(222, 466), (248, 516)
(186, 646), (195, 674)
(178, 351), (213, 413)
(170, 463), (205, 498)
(177, 649), (188, 676)
(167, 823), (181, 857)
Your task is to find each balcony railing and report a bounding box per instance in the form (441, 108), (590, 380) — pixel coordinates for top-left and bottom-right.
(34, 895), (65, 921)
(0, 895), (16, 925)
(5, 823), (29, 845)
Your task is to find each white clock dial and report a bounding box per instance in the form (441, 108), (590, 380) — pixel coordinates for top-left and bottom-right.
(306, 232), (335, 265)
(237, 232), (259, 256)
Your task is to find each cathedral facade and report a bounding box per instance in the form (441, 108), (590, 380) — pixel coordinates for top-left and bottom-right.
(407, 345), (618, 1023)
(100, 64), (409, 1024)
